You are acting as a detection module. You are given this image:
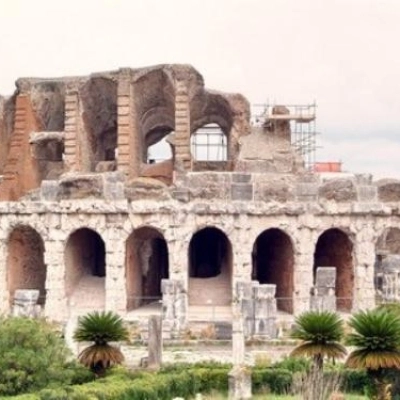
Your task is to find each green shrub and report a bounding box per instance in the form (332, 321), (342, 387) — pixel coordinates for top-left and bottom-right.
(0, 317), (93, 396)
(339, 369), (369, 394)
(252, 368), (293, 394)
(272, 356), (311, 373)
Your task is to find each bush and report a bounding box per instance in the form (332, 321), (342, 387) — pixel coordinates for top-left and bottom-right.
(272, 356), (311, 373)
(0, 317), (94, 396)
(252, 368), (293, 394)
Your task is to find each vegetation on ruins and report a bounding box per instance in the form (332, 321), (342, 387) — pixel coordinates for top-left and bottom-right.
(0, 316), (91, 396)
(74, 310), (129, 376)
(347, 309), (400, 400)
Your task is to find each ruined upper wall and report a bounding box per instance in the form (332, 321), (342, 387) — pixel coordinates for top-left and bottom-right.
(0, 65), (252, 201)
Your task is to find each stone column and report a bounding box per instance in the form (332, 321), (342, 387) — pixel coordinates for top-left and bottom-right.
(228, 309), (252, 400)
(161, 279), (187, 338)
(0, 238), (9, 314)
(44, 240), (69, 321)
(148, 315), (162, 369)
(310, 267), (336, 312)
(353, 237), (376, 311)
(293, 227), (317, 314)
(253, 283), (277, 338)
(105, 237), (127, 315)
(174, 80), (191, 171)
(117, 69), (141, 179)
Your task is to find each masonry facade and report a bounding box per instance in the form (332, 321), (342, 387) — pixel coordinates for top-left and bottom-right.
(1, 64), (400, 337)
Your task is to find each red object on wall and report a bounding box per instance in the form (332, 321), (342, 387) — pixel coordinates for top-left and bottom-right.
(313, 162), (342, 172)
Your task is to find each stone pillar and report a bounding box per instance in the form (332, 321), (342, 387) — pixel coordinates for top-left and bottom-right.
(161, 279), (187, 338)
(229, 309), (252, 400)
(310, 267), (336, 312)
(236, 281), (278, 339)
(174, 80), (191, 171)
(44, 240), (69, 321)
(253, 283), (277, 338)
(236, 281), (254, 337)
(148, 315), (162, 369)
(105, 237), (127, 315)
(293, 227), (317, 314)
(353, 238), (376, 311)
(0, 238), (8, 314)
(64, 89), (81, 171)
(117, 69), (141, 178)
(12, 289), (41, 317)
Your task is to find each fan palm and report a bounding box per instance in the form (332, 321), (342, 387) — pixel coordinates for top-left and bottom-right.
(290, 311), (346, 400)
(291, 310), (347, 369)
(74, 311), (129, 375)
(346, 309), (400, 400)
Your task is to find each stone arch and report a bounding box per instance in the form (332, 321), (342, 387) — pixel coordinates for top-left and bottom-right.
(6, 225), (47, 307)
(125, 226), (169, 311)
(134, 69), (176, 183)
(252, 228), (294, 313)
(80, 77), (118, 172)
(314, 228), (354, 312)
(188, 226), (232, 306)
(64, 228), (106, 311)
(375, 227), (400, 301)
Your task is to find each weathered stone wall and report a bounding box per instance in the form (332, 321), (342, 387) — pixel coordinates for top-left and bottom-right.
(0, 197), (397, 322)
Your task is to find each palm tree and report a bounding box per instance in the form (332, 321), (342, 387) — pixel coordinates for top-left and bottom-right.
(290, 310), (346, 400)
(346, 309), (400, 400)
(74, 311), (129, 376)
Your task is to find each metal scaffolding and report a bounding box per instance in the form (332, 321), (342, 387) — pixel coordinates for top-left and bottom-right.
(252, 102), (318, 170)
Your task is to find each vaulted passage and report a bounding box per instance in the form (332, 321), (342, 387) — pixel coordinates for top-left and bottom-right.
(6, 226), (46, 306)
(64, 228), (106, 311)
(314, 228), (354, 312)
(189, 227), (232, 306)
(126, 227), (169, 311)
(252, 228), (294, 313)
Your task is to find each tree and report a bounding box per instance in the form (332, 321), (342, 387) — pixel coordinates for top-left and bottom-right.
(290, 310), (346, 400)
(0, 317), (84, 396)
(346, 309), (400, 400)
(74, 311), (129, 376)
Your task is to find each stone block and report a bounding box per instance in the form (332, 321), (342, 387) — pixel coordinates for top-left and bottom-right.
(357, 185), (377, 202)
(231, 183), (253, 201)
(40, 180), (59, 201)
(232, 173), (252, 184)
(228, 366), (252, 400)
(315, 267), (336, 289)
(319, 178), (357, 202)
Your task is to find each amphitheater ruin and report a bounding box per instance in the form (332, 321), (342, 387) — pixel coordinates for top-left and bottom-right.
(1, 64), (400, 338)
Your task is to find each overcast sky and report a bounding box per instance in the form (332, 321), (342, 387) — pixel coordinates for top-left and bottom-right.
(1, 0), (399, 179)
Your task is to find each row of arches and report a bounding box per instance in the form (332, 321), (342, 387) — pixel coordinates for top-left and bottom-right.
(6, 224), (399, 314)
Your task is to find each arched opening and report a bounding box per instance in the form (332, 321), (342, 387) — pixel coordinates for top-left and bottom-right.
(252, 228), (294, 313)
(188, 227), (232, 306)
(81, 78), (118, 172)
(6, 226), (47, 306)
(126, 227), (169, 311)
(314, 228), (354, 312)
(64, 228), (106, 312)
(191, 123), (227, 162)
(375, 227), (400, 301)
(146, 135), (173, 164)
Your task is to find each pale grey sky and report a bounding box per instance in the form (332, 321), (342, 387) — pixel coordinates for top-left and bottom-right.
(1, 0), (399, 179)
